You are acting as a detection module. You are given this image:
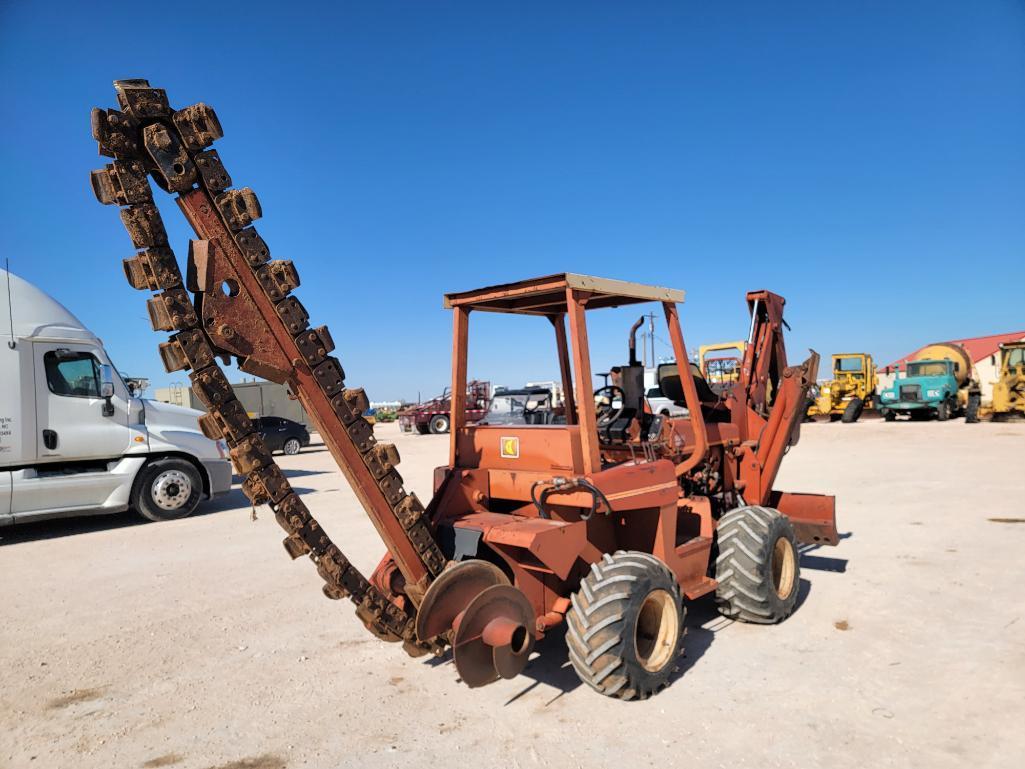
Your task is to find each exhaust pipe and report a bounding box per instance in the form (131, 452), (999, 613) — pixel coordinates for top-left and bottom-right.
(628, 316), (644, 366)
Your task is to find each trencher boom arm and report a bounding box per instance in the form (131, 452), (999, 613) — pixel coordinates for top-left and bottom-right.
(90, 79), (445, 650)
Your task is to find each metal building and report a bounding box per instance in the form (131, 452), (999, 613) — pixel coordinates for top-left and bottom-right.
(153, 379), (311, 426)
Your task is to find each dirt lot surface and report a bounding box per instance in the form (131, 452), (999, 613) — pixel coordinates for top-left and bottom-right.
(2, 420), (1023, 769)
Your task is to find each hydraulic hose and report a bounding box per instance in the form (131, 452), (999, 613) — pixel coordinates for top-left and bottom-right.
(530, 477), (614, 521)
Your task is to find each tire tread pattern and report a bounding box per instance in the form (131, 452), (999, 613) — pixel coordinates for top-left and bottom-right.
(566, 551), (684, 701)
(715, 505), (800, 624)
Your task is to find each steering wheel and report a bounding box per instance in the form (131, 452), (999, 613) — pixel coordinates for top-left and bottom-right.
(523, 396), (544, 415)
(593, 385), (626, 426)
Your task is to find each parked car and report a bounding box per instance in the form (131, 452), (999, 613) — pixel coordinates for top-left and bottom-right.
(253, 416), (310, 455)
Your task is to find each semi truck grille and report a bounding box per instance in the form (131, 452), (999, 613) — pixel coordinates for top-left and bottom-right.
(900, 385), (921, 402)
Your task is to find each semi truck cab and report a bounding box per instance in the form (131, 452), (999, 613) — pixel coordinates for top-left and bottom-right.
(1, 269), (232, 525)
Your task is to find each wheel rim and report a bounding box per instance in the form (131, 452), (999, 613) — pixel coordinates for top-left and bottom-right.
(284, 438), (300, 455)
(151, 469), (192, 511)
(433, 418), (448, 431)
(635, 589), (679, 672)
(772, 536), (797, 599)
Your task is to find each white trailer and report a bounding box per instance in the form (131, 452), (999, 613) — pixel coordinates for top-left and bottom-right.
(0, 269), (232, 525)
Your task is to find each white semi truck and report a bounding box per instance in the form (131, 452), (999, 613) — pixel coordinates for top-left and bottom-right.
(0, 269), (232, 525)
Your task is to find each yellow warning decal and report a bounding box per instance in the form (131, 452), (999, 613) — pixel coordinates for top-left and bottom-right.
(500, 436), (519, 459)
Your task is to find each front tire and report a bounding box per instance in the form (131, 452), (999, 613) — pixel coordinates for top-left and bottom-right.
(567, 551), (684, 700)
(936, 399), (950, 421)
(715, 506), (800, 624)
(429, 414), (450, 434)
(883, 409), (896, 422)
(132, 457), (203, 522)
(283, 437), (302, 455)
(841, 397), (864, 423)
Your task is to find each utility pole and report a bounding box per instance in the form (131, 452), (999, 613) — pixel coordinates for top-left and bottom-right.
(648, 312), (655, 367)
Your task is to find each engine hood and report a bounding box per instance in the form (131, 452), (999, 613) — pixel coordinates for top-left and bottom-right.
(141, 398), (206, 429)
(138, 398), (225, 462)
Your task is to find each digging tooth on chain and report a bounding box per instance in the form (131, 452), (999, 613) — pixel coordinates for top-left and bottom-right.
(234, 227), (271, 266)
(91, 79), (444, 649)
(90, 107), (141, 158)
(124, 248), (182, 292)
(216, 188), (261, 231)
(255, 260), (300, 303)
(194, 150), (232, 192)
(173, 103), (223, 151)
(147, 288), (199, 332)
(120, 203), (168, 249)
(275, 296), (310, 335)
(91, 160), (153, 206)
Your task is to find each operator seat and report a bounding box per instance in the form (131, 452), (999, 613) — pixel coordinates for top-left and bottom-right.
(657, 362), (731, 422)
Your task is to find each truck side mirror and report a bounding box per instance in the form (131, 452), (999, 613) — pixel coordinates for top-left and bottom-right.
(99, 364), (115, 417)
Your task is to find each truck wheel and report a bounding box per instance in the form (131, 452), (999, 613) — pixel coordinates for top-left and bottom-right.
(132, 457), (203, 522)
(566, 551), (684, 700)
(936, 399), (950, 421)
(415, 423), (430, 435)
(841, 397), (864, 423)
(715, 506), (800, 624)
(883, 409), (896, 422)
(429, 414), (450, 434)
(965, 394), (980, 423)
(283, 437), (302, 455)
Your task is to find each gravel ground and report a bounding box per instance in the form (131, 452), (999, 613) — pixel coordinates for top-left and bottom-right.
(1, 419), (1023, 769)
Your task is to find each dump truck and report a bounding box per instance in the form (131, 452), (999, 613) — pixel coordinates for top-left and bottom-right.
(89, 79), (838, 700)
(991, 341), (1025, 420)
(397, 380), (490, 435)
(806, 353), (877, 423)
(878, 343), (981, 422)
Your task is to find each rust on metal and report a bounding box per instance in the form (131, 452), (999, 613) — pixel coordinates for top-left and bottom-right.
(90, 78), (838, 699)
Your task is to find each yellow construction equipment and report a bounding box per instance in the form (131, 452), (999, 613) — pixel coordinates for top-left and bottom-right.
(698, 341), (747, 394)
(991, 341), (1025, 420)
(807, 353), (877, 423)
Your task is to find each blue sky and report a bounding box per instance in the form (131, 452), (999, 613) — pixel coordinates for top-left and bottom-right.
(2, 1), (1023, 401)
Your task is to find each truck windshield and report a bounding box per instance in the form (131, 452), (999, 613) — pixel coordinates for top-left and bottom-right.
(906, 361), (950, 377)
(835, 357), (863, 373)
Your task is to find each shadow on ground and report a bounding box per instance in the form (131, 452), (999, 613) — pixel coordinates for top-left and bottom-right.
(798, 530), (852, 573)
(420, 575), (823, 706)
(0, 485), (315, 545)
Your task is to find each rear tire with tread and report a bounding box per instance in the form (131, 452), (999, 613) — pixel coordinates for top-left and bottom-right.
(841, 397), (864, 423)
(965, 394), (980, 423)
(715, 505), (800, 624)
(429, 415), (450, 434)
(566, 551), (684, 700)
